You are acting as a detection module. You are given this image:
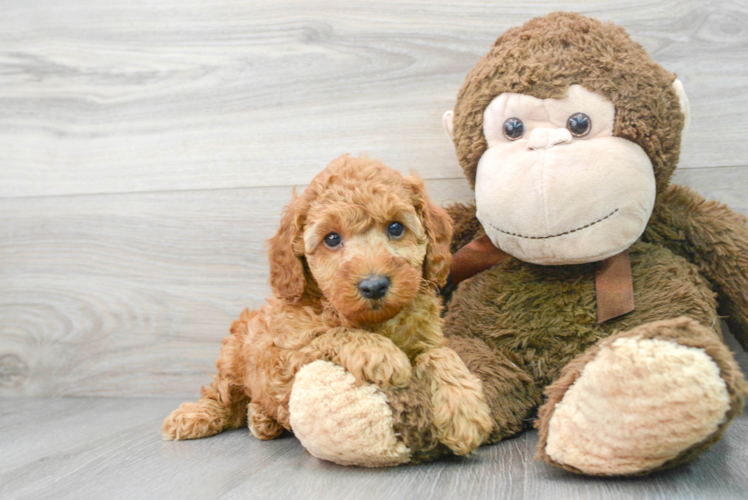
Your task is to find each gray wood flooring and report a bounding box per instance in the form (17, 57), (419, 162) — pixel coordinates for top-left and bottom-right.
(1, 0), (748, 498)
(1, 390), (747, 500)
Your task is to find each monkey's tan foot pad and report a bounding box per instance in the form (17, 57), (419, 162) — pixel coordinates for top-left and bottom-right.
(537, 335), (731, 475)
(289, 360), (411, 467)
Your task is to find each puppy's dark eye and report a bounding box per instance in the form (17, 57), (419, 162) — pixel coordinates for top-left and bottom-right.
(387, 222), (405, 238)
(324, 232), (341, 248)
(503, 117), (524, 140)
(567, 112), (591, 137)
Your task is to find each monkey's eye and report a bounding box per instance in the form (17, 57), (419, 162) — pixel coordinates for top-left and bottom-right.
(324, 232), (342, 248)
(387, 222), (405, 239)
(567, 113), (592, 137)
(502, 117), (524, 141)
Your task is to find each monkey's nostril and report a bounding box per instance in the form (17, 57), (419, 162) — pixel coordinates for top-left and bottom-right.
(358, 276), (390, 300)
(527, 127), (573, 150)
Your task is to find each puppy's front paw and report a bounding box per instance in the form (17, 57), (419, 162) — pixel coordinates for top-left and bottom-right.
(371, 349), (412, 388)
(416, 347), (493, 456)
(341, 342), (412, 388)
(433, 387), (493, 456)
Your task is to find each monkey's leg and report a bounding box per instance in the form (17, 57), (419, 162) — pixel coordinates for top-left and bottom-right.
(289, 336), (540, 466)
(289, 360), (413, 467)
(161, 378), (249, 441)
(536, 317), (746, 476)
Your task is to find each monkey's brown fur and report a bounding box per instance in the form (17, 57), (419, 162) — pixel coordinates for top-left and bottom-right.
(373, 13), (748, 472)
(161, 155), (492, 456)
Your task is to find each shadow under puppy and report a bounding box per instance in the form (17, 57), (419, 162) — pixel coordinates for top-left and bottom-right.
(161, 154), (492, 460)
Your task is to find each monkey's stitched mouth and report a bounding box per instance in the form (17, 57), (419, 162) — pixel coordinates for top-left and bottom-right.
(490, 208), (619, 240)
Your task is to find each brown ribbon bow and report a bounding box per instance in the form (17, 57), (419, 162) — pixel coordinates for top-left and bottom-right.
(449, 234), (635, 323)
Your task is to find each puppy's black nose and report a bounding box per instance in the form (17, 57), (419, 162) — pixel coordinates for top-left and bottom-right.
(358, 275), (390, 300)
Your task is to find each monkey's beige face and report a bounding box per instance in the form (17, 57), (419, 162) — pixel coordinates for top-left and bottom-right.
(303, 200), (428, 325)
(475, 85), (656, 265)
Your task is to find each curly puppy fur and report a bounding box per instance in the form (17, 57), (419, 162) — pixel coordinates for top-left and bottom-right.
(161, 155), (492, 456)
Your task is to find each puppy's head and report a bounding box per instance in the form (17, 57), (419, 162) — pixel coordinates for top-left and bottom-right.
(267, 154), (452, 325)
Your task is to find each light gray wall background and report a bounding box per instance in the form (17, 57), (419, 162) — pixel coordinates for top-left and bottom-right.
(2, 0), (747, 398)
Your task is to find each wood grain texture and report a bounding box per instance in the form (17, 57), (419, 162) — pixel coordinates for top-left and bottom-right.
(0, 395), (746, 500)
(0, 0), (747, 198)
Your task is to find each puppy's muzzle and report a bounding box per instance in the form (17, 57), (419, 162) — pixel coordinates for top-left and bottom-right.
(358, 275), (390, 300)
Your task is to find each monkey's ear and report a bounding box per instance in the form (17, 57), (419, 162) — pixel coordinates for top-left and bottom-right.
(406, 175), (454, 287)
(672, 79), (691, 142)
(442, 110), (455, 141)
(267, 195), (307, 303)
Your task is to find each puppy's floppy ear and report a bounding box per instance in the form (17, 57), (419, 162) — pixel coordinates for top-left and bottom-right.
(268, 191), (308, 303)
(406, 175), (453, 287)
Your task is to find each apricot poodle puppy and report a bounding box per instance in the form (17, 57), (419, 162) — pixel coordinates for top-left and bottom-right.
(161, 154), (492, 457)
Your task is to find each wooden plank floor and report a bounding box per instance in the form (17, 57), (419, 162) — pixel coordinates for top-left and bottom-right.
(0, 332), (745, 500)
(2, 396), (747, 499)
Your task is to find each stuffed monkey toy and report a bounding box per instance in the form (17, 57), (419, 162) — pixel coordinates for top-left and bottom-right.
(288, 12), (748, 475)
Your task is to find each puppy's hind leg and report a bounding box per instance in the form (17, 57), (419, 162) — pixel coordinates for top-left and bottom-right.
(161, 378), (249, 440)
(248, 402), (284, 440)
(162, 312), (253, 440)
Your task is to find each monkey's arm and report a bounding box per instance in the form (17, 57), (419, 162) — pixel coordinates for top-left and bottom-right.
(645, 184), (748, 351)
(445, 202), (483, 253)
